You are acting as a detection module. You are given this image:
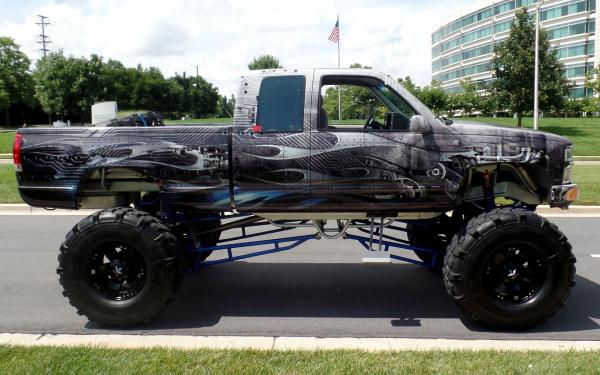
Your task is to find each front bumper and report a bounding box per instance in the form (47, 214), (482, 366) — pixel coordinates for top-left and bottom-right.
(549, 183), (579, 209)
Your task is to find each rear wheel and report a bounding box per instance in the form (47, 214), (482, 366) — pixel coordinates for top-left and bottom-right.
(57, 208), (182, 326)
(443, 208), (576, 330)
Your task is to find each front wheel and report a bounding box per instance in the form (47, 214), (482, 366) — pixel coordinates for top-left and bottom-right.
(57, 208), (183, 326)
(443, 208), (576, 330)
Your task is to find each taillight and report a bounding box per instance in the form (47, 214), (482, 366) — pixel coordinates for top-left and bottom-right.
(13, 133), (23, 170)
(251, 124), (263, 133)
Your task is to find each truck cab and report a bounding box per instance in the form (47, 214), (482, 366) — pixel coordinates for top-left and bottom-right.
(228, 69), (576, 216)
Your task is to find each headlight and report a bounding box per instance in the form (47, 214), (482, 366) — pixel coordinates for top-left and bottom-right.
(563, 146), (574, 184)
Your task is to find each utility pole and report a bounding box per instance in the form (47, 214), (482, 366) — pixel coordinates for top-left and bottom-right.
(337, 14), (342, 121)
(36, 15), (51, 57)
(36, 15), (53, 124)
(533, 1), (546, 131)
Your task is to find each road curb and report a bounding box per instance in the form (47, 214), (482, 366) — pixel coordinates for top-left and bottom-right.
(1, 204), (600, 217)
(536, 205), (600, 217)
(0, 204), (95, 216)
(1, 333), (599, 352)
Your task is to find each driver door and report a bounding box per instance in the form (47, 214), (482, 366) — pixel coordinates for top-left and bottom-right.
(310, 75), (430, 212)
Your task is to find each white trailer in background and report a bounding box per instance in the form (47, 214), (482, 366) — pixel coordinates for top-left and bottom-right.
(91, 101), (118, 125)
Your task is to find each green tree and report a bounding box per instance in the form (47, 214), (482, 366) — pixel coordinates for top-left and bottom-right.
(169, 73), (220, 118)
(71, 54), (105, 123)
(34, 51), (106, 123)
(322, 63), (378, 120)
(479, 94), (498, 117)
(446, 92), (461, 115)
(585, 67), (600, 113)
(581, 97), (599, 115)
(449, 79), (481, 117)
(397, 76), (422, 97)
(187, 75), (219, 117)
(247, 54), (282, 70)
(165, 79), (184, 116)
(0, 80), (9, 112)
(562, 98), (585, 117)
(34, 51), (77, 119)
(98, 59), (132, 107)
(0, 37), (34, 126)
(419, 80), (448, 113)
(492, 9), (570, 127)
(217, 94), (235, 117)
(128, 65), (170, 112)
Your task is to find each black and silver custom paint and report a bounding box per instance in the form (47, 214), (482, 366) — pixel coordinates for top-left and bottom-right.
(15, 69), (573, 213)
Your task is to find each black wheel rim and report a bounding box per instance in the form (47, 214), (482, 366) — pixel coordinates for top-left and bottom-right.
(481, 242), (549, 304)
(88, 242), (147, 301)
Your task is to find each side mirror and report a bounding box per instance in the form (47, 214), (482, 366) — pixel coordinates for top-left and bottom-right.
(444, 118), (454, 126)
(409, 115), (433, 134)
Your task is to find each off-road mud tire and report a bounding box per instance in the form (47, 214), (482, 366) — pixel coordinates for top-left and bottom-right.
(443, 208), (576, 330)
(57, 208), (182, 326)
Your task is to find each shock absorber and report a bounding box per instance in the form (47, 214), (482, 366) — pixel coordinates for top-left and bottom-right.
(483, 170), (496, 212)
(157, 194), (178, 225)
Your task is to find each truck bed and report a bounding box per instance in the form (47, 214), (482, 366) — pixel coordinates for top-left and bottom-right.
(16, 125), (231, 209)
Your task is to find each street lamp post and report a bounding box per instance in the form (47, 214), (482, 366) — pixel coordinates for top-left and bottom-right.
(534, 0), (546, 131)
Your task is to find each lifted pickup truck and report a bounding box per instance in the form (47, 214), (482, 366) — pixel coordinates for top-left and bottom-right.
(14, 69), (578, 329)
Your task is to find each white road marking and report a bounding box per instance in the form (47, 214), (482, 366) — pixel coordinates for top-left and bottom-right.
(591, 255), (600, 258)
(361, 255), (392, 264)
(2, 333), (600, 352)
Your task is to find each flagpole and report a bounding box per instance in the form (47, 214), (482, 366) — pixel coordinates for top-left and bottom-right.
(337, 14), (342, 121)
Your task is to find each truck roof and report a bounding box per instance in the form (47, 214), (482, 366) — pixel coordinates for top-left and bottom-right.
(238, 68), (435, 121)
(242, 68), (393, 80)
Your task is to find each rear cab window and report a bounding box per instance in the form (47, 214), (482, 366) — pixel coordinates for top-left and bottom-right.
(257, 76), (305, 132)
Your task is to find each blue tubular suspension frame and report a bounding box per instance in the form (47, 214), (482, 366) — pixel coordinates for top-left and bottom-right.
(182, 213), (445, 273)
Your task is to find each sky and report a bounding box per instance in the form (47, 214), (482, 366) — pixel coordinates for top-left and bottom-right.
(0, 0), (476, 96)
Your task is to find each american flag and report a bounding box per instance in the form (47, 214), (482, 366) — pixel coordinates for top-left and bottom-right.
(328, 19), (340, 43)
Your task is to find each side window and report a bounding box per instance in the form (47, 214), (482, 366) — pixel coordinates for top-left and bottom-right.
(319, 84), (387, 130)
(256, 76), (305, 132)
(318, 82), (416, 132)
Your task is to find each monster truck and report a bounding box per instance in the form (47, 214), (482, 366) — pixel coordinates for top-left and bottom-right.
(13, 69), (578, 329)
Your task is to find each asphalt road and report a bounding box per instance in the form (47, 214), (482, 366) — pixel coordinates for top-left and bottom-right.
(1, 215), (599, 340)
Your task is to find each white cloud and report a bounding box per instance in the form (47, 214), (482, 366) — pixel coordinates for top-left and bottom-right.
(0, 0), (475, 96)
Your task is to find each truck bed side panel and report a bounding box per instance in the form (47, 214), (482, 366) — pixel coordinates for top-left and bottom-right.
(17, 126), (231, 210)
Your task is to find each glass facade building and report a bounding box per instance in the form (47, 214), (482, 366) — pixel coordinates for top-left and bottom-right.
(432, 0), (598, 98)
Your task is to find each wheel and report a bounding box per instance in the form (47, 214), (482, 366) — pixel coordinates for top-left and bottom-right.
(443, 208), (576, 330)
(407, 216), (450, 269)
(57, 208), (183, 326)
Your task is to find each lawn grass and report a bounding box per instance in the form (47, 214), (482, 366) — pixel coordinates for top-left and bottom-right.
(165, 117), (233, 125)
(0, 165), (21, 203)
(1, 346), (599, 374)
(0, 131), (15, 154)
(572, 165), (600, 206)
(116, 109), (151, 117)
(330, 119), (365, 125)
(457, 117), (600, 156)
